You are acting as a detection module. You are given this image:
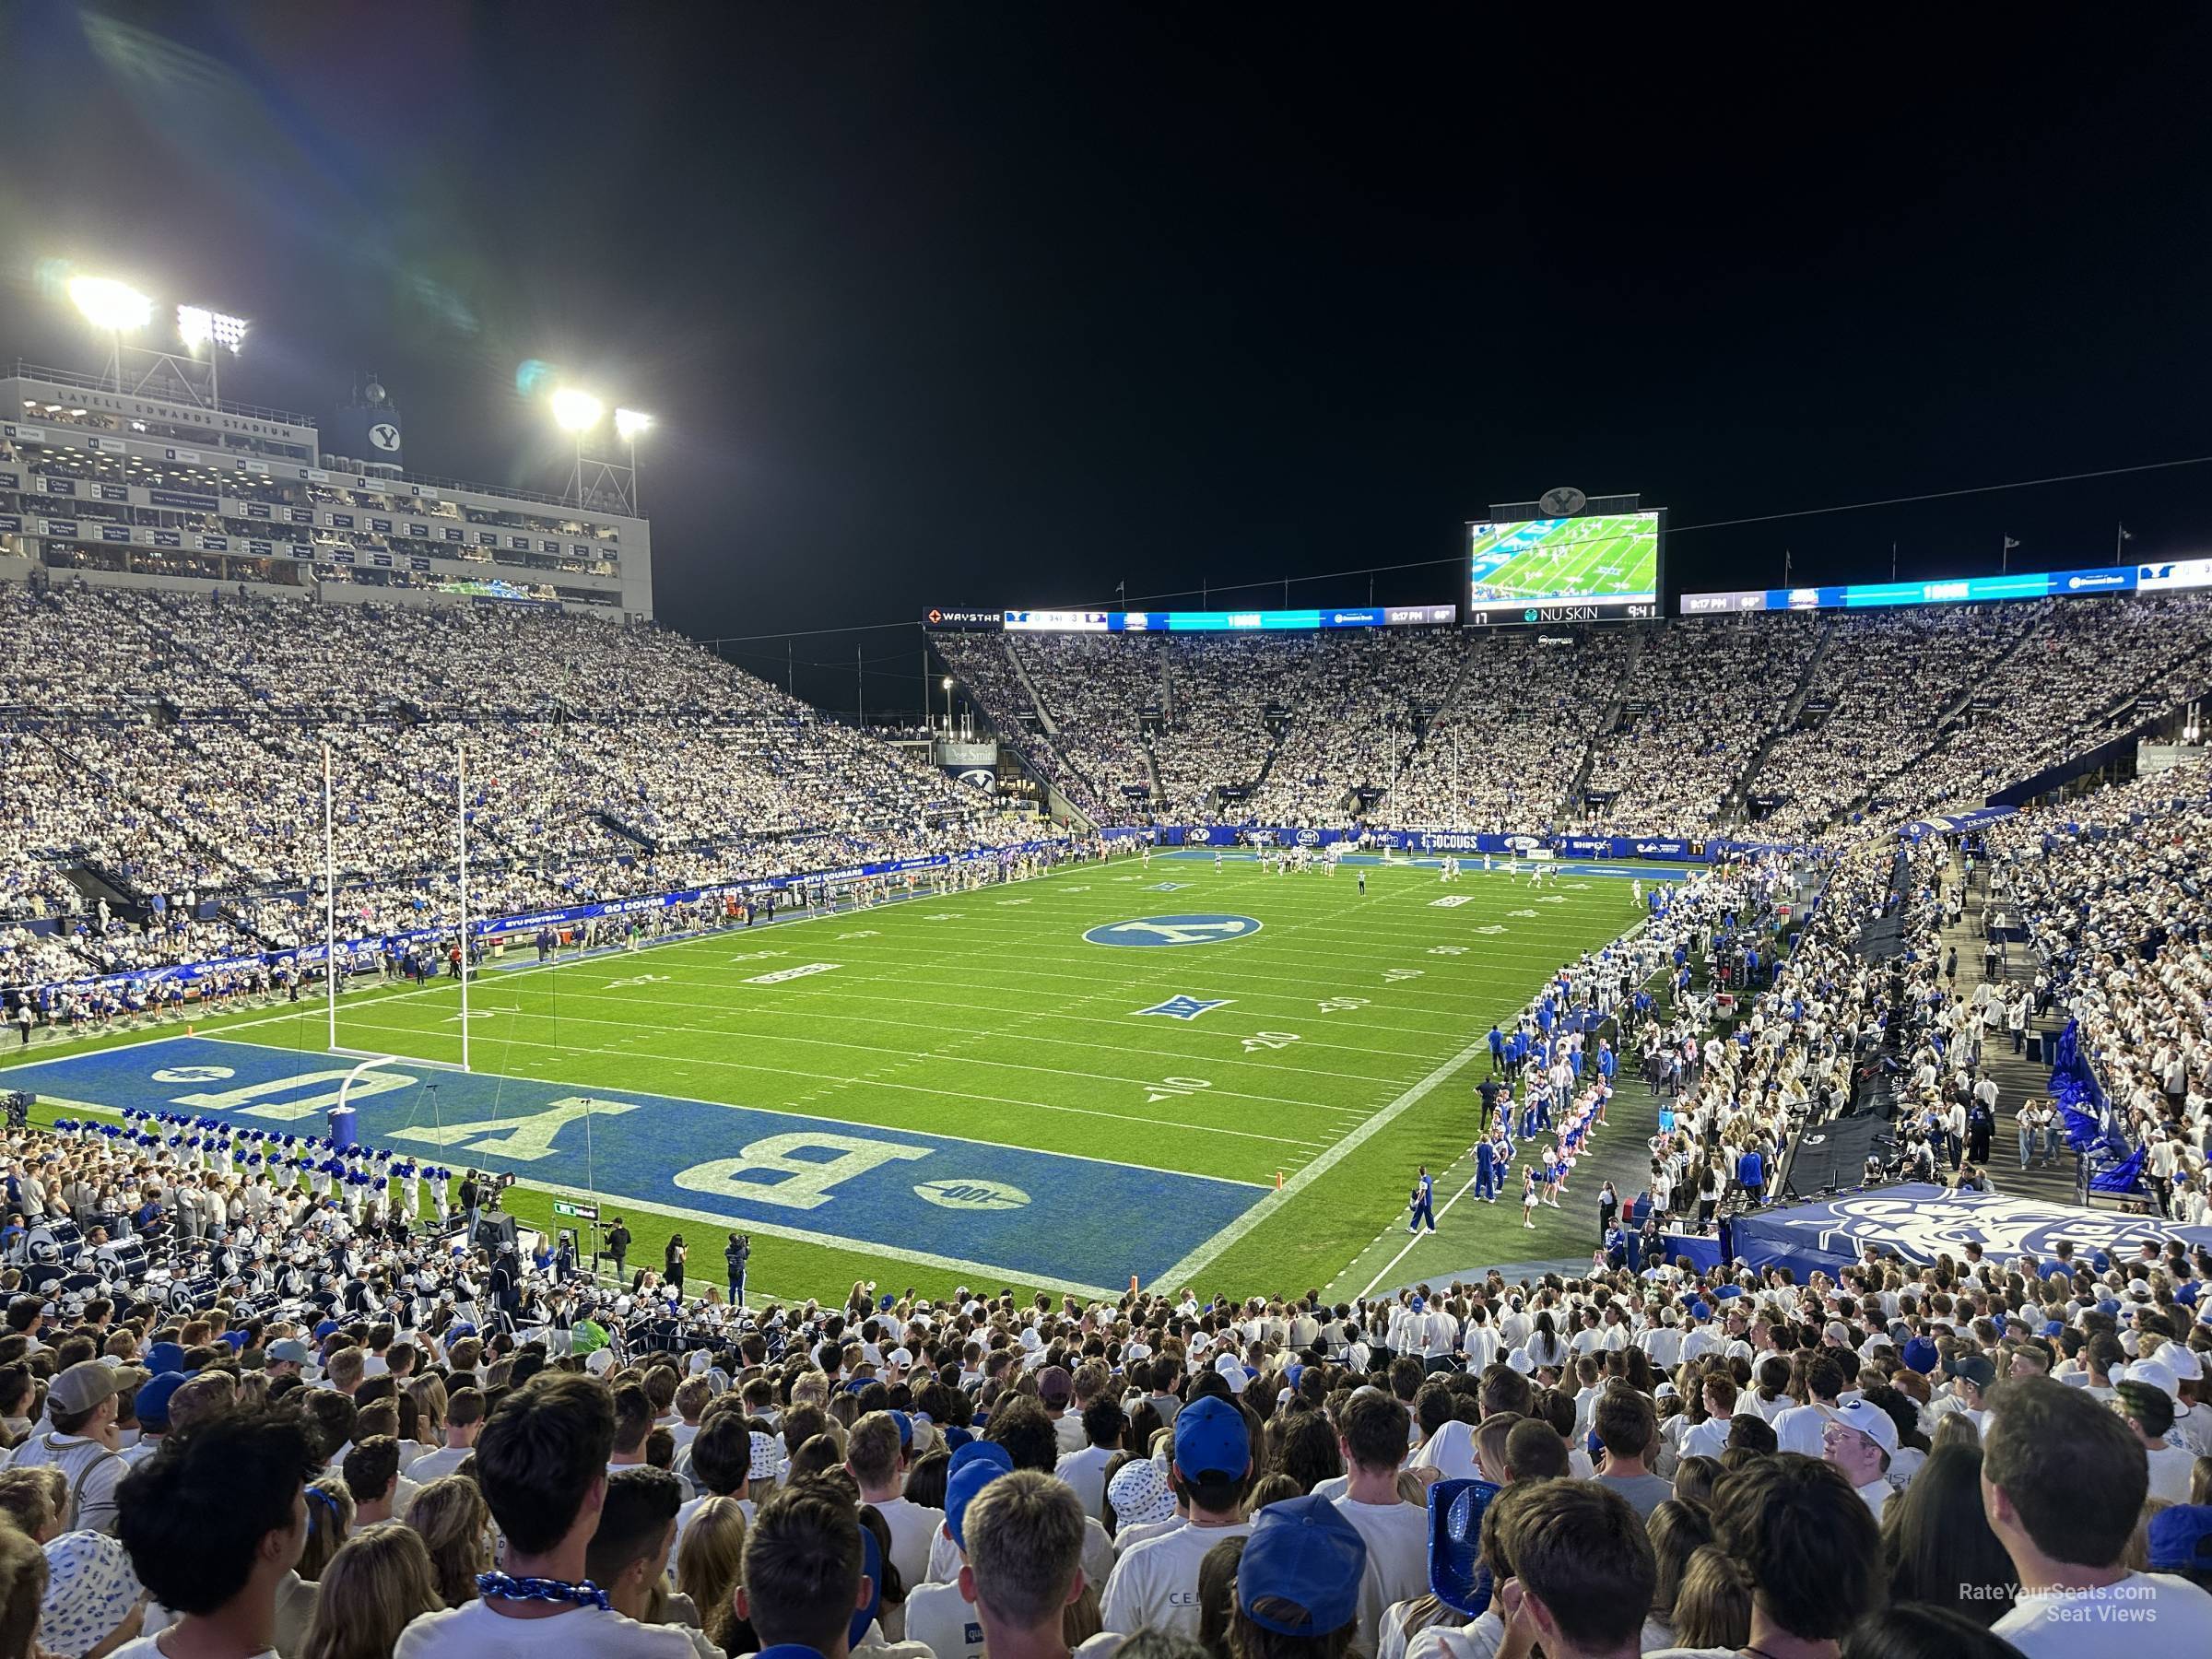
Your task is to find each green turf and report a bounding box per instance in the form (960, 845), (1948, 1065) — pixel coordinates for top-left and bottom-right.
(1470, 512), (1658, 601)
(6, 853), (1664, 1304)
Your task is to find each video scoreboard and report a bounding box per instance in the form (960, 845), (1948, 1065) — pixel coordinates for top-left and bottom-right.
(1466, 509), (1664, 626)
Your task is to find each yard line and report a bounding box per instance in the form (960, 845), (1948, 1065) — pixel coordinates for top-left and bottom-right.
(427, 998), (1352, 1113)
(296, 1019), (1332, 1152)
(1354, 1162), (1488, 1300)
(480, 982), (1444, 1077)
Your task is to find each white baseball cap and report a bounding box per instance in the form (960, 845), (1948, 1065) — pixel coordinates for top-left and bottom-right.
(2124, 1359), (2181, 1400)
(2152, 1342), (2203, 1382)
(1830, 1399), (1900, 1455)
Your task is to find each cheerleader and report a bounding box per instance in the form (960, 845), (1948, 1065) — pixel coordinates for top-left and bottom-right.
(1521, 1165), (1540, 1230)
(1540, 1144), (1564, 1208)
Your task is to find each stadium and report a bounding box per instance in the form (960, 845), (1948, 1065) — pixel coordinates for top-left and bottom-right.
(0, 12), (2209, 1659)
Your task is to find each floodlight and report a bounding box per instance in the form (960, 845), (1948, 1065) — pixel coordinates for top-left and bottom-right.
(614, 407), (653, 441)
(178, 304), (248, 352)
(66, 276), (152, 334)
(942, 677), (954, 689)
(550, 388), (604, 432)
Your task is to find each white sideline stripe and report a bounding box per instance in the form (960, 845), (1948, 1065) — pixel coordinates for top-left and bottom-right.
(1356, 1164), (1486, 1300)
(1143, 1030), (1493, 1291)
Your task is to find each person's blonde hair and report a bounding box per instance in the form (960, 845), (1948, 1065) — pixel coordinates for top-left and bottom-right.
(404, 1476), (493, 1607)
(407, 1375), (448, 1441)
(964, 1470), (1086, 1629)
(299, 1523), (445, 1659)
(0, 1468), (65, 1542)
(0, 1524), (45, 1659)
(679, 1498), (747, 1647)
(1672, 1545), (1751, 1651)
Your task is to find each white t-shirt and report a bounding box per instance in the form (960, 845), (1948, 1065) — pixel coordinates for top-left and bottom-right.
(2147, 1443), (2197, 1503)
(1991, 1573), (2212, 1658)
(1406, 1612), (1505, 1659)
(903, 1578), (985, 1659)
(1770, 1402), (1839, 1457)
(109, 1643), (272, 1659)
(870, 1495), (944, 1594)
(395, 1602), (699, 1657)
(406, 1444), (474, 1485)
(1055, 1443), (1116, 1523)
(1100, 1521), (1252, 1637)
(1335, 1496), (1430, 1656)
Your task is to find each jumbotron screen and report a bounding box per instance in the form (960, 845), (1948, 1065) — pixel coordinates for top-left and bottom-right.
(1466, 509), (1664, 625)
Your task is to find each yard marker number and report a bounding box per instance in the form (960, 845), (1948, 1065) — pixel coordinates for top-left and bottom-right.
(1241, 1031), (1301, 1053)
(1145, 1077), (1214, 1103)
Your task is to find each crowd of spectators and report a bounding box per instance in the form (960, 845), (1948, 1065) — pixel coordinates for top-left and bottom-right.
(0, 1066), (2202, 1658)
(1980, 759), (2212, 1223)
(1387, 629), (1633, 835)
(0, 587), (1020, 995)
(1753, 604), (2046, 842)
(1578, 616), (1821, 841)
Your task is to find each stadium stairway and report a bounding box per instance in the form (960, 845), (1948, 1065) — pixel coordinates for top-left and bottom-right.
(1936, 850), (2077, 1206)
(1002, 639), (1059, 736)
(1726, 618), (1833, 816)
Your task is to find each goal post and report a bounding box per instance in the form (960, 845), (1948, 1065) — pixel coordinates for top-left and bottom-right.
(322, 735), (474, 1074)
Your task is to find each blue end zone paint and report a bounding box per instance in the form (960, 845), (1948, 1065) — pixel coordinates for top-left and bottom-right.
(2, 1037), (1261, 1291)
(1082, 914), (1263, 947)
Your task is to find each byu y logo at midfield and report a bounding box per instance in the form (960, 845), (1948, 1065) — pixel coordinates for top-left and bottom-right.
(1083, 914), (1263, 947)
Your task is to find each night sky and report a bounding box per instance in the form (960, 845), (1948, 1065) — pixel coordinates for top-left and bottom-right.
(3, 6), (2209, 712)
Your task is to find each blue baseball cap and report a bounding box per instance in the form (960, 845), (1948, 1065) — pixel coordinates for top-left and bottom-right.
(134, 1371), (189, 1430)
(946, 1457), (1007, 1551)
(1900, 1336), (1939, 1375)
(1239, 1494), (1368, 1637)
(2147, 1504), (2212, 1573)
(145, 1342), (186, 1375)
(1428, 1477), (1502, 1617)
(890, 1410), (913, 1451)
(947, 1439), (1013, 1480)
(1173, 1394), (1251, 1482)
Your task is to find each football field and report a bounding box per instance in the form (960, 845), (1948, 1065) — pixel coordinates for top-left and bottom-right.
(1, 853), (1676, 1304)
(1467, 513), (1659, 602)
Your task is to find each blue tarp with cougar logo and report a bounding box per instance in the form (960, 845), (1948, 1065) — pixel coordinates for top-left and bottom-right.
(1083, 914), (1263, 947)
(1729, 1183), (2212, 1282)
(1, 1037), (1263, 1293)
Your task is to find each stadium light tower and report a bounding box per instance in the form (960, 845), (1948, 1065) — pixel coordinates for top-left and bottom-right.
(551, 388), (604, 508)
(66, 276), (153, 391)
(941, 674), (954, 734)
(615, 407), (652, 512)
(177, 303), (248, 408)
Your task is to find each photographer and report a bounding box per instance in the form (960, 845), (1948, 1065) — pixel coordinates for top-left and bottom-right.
(725, 1231), (748, 1306)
